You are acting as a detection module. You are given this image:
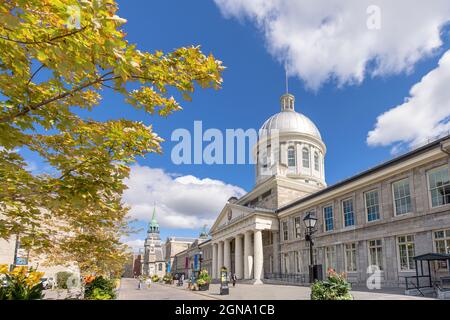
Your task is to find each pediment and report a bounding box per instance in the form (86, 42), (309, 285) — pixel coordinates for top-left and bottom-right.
(209, 203), (255, 234)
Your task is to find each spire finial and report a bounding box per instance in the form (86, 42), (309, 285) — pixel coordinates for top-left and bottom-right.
(280, 63), (295, 111)
(152, 202), (156, 220)
(285, 62), (289, 94)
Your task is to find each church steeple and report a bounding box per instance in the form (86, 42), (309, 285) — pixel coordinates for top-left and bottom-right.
(148, 205), (160, 234)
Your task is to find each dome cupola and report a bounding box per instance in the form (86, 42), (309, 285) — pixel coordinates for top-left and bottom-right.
(255, 91), (326, 189)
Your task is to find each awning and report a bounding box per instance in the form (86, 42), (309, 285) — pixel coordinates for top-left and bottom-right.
(413, 253), (450, 261)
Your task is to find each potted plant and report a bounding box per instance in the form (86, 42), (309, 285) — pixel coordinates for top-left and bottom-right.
(84, 276), (117, 300)
(0, 265), (45, 300)
(311, 268), (353, 300)
(163, 274), (173, 284)
(197, 269), (211, 291)
(151, 274), (160, 283)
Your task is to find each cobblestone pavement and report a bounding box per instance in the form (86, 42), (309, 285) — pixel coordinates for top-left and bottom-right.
(117, 278), (433, 300)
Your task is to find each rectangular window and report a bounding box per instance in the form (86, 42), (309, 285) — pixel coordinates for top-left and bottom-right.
(434, 229), (450, 269)
(325, 246), (336, 271)
(288, 147), (296, 167)
(345, 243), (357, 272)
(294, 216), (302, 238)
(302, 148), (310, 168)
(397, 235), (415, 271)
(282, 221), (289, 241)
(323, 206), (334, 231)
(365, 190), (380, 222)
(428, 166), (450, 207)
(342, 199), (355, 227)
(368, 239), (383, 271)
(393, 179), (412, 215)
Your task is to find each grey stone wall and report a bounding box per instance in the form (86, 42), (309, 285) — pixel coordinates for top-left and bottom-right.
(277, 156), (450, 287)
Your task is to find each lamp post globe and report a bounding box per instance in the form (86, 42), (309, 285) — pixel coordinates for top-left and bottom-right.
(303, 212), (318, 230)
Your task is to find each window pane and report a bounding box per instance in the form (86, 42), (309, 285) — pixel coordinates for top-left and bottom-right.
(343, 199), (355, 227)
(393, 179), (411, 215)
(428, 167), (450, 207)
(288, 147), (296, 167)
(314, 152), (319, 171)
(302, 148), (310, 168)
(365, 190), (380, 221)
(323, 206), (333, 231)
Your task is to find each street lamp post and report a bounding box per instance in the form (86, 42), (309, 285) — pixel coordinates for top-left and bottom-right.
(303, 212), (318, 283)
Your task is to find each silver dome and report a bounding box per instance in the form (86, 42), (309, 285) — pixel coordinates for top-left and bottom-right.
(259, 111), (322, 139)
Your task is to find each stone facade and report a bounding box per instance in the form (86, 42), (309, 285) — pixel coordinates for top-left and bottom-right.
(164, 237), (196, 274)
(277, 138), (450, 287)
(201, 92), (450, 289)
(142, 210), (165, 278)
(170, 237), (210, 279)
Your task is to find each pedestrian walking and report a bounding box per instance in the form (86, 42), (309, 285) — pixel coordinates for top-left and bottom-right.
(137, 278), (142, 290)
(232, 273), (237, 287)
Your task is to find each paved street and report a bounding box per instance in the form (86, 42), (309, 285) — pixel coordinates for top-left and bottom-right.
(117, 278), (433, 300)
(118, 278), (214, 300)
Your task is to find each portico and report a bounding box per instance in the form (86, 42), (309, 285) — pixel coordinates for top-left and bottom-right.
(209, 203), (279, 284)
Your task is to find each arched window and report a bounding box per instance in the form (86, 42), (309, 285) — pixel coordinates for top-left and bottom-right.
(158, 263), (162, 271)
(287, 146), (296, 167)
(314, 152), (319, 171)
(302, 148), (310, 168)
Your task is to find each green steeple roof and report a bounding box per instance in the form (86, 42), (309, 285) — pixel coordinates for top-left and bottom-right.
(148, 206), (159, 233)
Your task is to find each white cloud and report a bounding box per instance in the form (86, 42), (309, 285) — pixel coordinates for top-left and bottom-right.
(123, 165), (246, 229)
(214, 0), (450, 89)
(124, 239), (145, 253)
(367, 49), (450, 151)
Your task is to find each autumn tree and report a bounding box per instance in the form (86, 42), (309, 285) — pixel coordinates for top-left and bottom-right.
(0, 0), (224, 275)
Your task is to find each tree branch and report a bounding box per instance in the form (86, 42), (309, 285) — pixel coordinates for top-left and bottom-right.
(0, 26), (88, 46)
(0, 72), (117, 123)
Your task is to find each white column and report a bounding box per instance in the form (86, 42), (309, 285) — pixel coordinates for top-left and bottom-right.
(235, 235), (244, 279)
(224, 239), (231, 271)
(212, 243), (218, 279)
(253, 230), (263, 284)
(244, 231), (253, 279)
(217, 241), (224, 274)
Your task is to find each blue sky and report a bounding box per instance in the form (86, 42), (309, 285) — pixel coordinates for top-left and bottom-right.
(20, 1), (450, 249)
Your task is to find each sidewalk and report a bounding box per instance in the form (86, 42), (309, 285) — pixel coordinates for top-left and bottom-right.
(158, 281), (434, 300)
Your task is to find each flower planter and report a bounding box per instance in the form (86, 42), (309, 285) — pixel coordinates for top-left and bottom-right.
(198, 283), (209, 291)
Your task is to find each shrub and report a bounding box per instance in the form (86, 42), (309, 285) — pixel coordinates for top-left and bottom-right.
(56, 271), (73, 289)
(0, 265), (44, 300)
(311, 268), (353, 300)
(151, 274), (160, 283)
(163, 274), (172, 283)
(84, 276), (116, 300)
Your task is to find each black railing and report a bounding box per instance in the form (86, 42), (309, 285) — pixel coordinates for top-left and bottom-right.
(404, 275), (432, 294)
(264, 273), (309, 284)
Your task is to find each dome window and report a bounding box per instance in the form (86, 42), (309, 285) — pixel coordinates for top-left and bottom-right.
(314, 152), (319, 171)
(302, 148), (310, 168)
(288, 146), (296, 167)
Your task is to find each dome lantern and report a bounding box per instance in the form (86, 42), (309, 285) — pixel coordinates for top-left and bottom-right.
(280, 93), (295, 112)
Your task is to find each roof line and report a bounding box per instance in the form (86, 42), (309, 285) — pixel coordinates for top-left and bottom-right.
(277, 135), (450, 213)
